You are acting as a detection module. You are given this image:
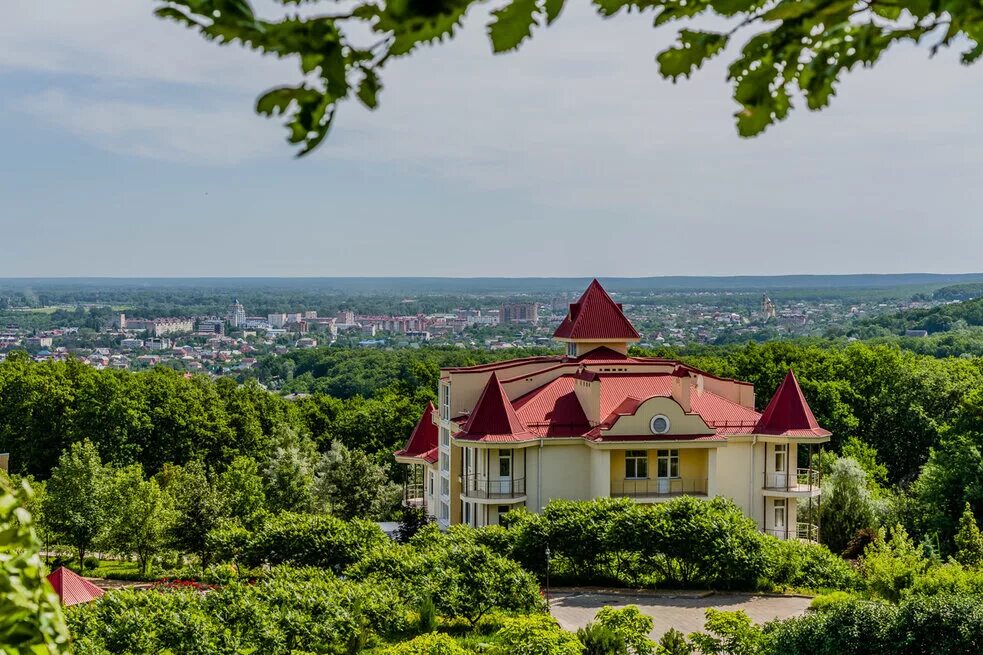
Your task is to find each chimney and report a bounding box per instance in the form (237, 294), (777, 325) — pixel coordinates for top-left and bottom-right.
(671, 368), (691, 413)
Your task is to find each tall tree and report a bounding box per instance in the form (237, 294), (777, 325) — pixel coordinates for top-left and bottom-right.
(314, 442), (401, 520)
(107, 464), (177, 575)
(820, 457), (881, 555)
(44, 439), (112, 567)
(164, 460), (222, 569)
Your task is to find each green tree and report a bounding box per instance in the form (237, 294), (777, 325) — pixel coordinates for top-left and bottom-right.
(911, 436), (983, 551)
(488, 615), (582, 655)
(593, 605), (656, 655)
(0, 478), (70, 655)
(820, 457), (881, 554)
(263, 444), (316, 513)
(151, 0), (983, 156)
(860, 525), (927, 602)
(314, 441), (401, 520)
(953, 503), (983, 568)
(106, 464), (176, 575)
(44, 439), (112, 567)
(164, 460), (222, 569)
(216, 455), (267, 527)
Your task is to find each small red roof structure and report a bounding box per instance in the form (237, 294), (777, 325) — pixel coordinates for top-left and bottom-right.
(395, 401), (439, 463)
(460, 373), (533, 442)
(47, 567), (105, 606)
(754, 370), (831, 437)
(553, 279), (640, 341)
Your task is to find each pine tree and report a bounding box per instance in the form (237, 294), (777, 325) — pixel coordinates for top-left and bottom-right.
(954, 503), (983, 568)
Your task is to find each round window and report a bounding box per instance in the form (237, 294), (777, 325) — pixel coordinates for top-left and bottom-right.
(650, 415), (671, 434)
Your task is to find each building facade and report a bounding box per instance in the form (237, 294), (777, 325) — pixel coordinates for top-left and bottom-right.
(500, 303), (539, 324)
(396, 280), (829, 540)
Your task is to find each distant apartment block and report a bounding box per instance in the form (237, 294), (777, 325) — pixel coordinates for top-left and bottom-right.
(500, 303), (539, 324)
(268, 313), (288, 328)
(25, 336), (53, 348)
(230, 299), (247, 328)
(123, 315), (194, 337)
(197, 319), (225, 336)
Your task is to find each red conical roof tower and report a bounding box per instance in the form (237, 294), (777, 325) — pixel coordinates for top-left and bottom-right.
(553, 279), (640, 342)
(460, 373), (533, 442)
(754, 369), (831, 437)
(395, 401), (439, 463)
(46, 567), (105, 607)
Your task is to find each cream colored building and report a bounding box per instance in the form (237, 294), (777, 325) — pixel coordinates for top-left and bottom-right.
(396, 280), (829, 541)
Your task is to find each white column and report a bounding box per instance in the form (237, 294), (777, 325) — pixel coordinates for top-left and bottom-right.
(707, 449), (718, 498)
(590, 448), (611, 500)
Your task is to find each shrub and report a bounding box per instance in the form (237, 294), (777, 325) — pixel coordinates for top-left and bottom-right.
(416, 595), (437, 634)
(807, 591), (855, 612)
(246, 512), (387, 571)
(657, 628), (691, 655)
(488, 615), (582, 655)
(907, 561), (983, 597)
(379, 633), (472, 655)
(578, 622), (627, 655)
(762, 538), (859, 591)
(688, 610), (763, 655)
(859, 525), (927, 602)
(762, 598), (897, 655)
(593, 606), (655, 655)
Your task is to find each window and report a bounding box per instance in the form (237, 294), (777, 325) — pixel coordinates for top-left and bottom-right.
(440, 477), (449, 497)
(439, 384), (450, 420)
(439, 452), (449, 472)
(428, 472), (434, 496)
(657, 449), (679, 478)
(625, 450), (648, 479)
(773, 499), (787, 528)
(439, 427), (450, 449)
(439, 501), (449, 521)
(567, 342), (577, 357)
(499, 449), (512, 477)
(464, 502), (471, 526)
(774, 444), (788, 473)
(464, 448), (472, 477)
(650, 414), (671, 435)
(498, 505), (510, 514)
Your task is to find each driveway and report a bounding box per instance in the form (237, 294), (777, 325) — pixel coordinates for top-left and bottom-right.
(549, 590), (812, 638)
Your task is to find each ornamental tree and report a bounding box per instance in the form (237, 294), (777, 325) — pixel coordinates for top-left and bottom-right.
(151, 0), (983, 155)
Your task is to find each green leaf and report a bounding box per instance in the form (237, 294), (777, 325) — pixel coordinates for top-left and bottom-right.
(871, 3), (902, 19)
(735, 104), (774, 136)
(153, 6), (203, 29)
(760, 0), (819, 21)
(488, 0), (540, 53)
(256, 86), (303, 116)
(592, 0), (630, 17)
(656, 30), (729, 80)
(356, 69), (383, 109)
(544, 0), (566, 24)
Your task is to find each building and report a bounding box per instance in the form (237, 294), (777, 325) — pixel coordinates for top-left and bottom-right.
(268, 313), (287, 328)
(336, 310), (355, 325)
(761, 294), (776, 319)
(25, 336), (53, 348)
(230, 299), (247, 328)
(125, 317), (194, 337)
(500, 303), (539, 324)
(395, 279), (829, 540)
(197, 318), (224, 336)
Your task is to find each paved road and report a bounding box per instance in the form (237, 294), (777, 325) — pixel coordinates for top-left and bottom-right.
(549, 590), (811, 638)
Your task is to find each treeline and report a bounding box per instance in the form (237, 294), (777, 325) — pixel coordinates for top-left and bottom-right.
(0, 352), (428, 480)
(852, 295), (983, 336)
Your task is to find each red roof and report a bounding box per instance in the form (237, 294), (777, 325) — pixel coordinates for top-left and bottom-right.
(460, 373), (533, 442)
(553, 279), (640, 341)
(395, 401), (439, 463)
(754, 370), (831, 437)
(47, 567), (104, 606)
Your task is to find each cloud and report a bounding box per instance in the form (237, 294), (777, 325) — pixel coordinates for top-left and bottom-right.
(19, 89), (282, 164)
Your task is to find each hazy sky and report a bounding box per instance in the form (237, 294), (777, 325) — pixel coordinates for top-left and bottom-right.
(1, 0), (981, 277)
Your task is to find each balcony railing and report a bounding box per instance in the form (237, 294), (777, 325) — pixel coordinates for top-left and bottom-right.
(402, 483), (425, 509)
(460, 475), (526, 499)
(612, 478), (708, 499)
(764, 522), (819, 542)
(763, 468), (820, 492)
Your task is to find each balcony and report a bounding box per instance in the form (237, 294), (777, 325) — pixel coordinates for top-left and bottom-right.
(611, 478), (708, 499)
(763, 468), (820, 495)
(402, 483), (425, 509)
(765, 522), (819, 542)
(460, 475), (526, 500)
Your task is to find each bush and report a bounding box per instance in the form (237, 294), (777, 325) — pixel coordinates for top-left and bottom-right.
(379, 633), (472, 655)
(762, 538), (859, 591)
(657, 628), (691, 655)
(245, 512), (387, 571)
(907, 561), (983, 597)
(592, 606), (655, 655)
(807, 591), (855, 611)
(578, 622), (627, 655)
(762, 598), (897, 655)
(487, 615), (582, 655)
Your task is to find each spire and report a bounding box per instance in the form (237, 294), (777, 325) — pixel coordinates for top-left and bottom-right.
(461, 373), (532, 441)
(395, 401), (438, 461)
(553, 279), (640, 342)
(754, 369), (831, 437)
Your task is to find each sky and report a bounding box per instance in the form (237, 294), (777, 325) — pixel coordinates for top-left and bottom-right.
(1, 0), (982, 277)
